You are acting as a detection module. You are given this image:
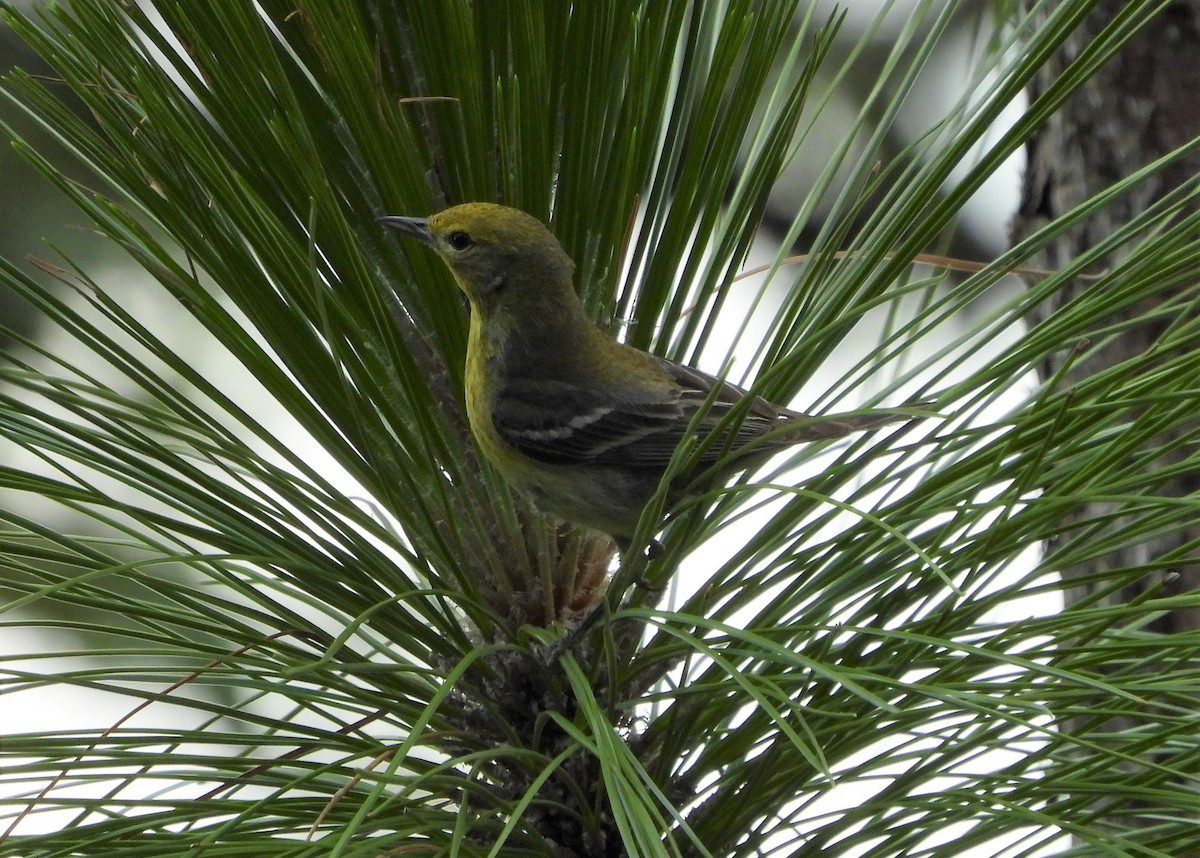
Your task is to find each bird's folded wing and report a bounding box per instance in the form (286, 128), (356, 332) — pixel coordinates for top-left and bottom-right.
(491, 377), (694, 467)
(492, 357), (911, 469)
(492, 367), (786, 468)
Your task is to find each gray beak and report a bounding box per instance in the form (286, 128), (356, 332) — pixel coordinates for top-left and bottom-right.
(377, 215), (434, 245)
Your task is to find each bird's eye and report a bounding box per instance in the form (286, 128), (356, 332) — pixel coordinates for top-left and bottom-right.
(447, 231), (473, 251)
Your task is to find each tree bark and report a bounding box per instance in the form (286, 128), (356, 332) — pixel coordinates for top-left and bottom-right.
(1012, 0), (1200, 847)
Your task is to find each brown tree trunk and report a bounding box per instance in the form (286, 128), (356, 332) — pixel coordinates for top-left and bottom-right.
(1012, 0), (1200, 846)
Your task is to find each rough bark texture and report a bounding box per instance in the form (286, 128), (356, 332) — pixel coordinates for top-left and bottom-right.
(1016, 0), (1200, 628)
(1012, 0), (1200, 845)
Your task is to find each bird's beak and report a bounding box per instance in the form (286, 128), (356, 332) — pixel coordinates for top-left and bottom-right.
(377, 215), (434, 245)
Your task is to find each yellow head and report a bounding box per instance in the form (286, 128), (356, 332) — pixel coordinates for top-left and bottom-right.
(380, 203), (581, 327)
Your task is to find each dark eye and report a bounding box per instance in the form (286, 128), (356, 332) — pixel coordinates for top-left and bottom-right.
(448, 230), (473, 250)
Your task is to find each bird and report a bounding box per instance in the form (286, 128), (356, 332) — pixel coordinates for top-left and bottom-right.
(380, 203), (918, 549)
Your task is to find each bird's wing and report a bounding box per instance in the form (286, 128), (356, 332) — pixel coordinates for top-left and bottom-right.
(492, 357), (909, 469)
(490, 376), (693, 467)
(491, 357), (788, 469)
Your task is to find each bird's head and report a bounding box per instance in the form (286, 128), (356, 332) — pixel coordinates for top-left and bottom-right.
(380, 203), (579, 324)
